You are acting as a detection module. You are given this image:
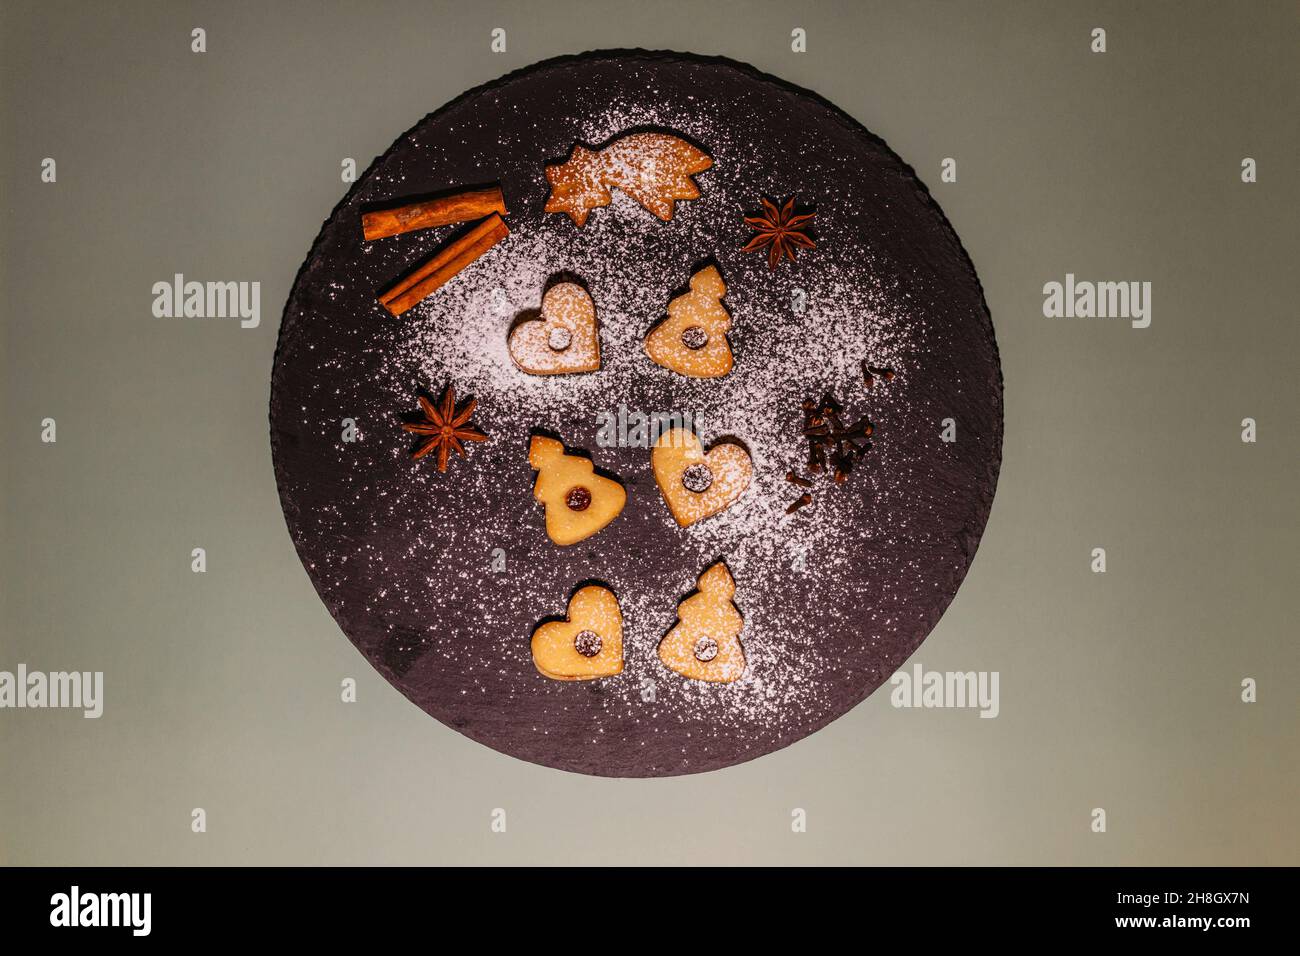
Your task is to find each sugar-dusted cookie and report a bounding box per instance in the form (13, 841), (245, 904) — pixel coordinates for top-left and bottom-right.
(658, 562), (744, 683)
(509, 283), (601, 375)
(651, 428), (751, 527)
(532, 585), (624, 681)
(529, 435), (626, 545)
(545, 132), (713, 227)
(645, 265), (733, 378)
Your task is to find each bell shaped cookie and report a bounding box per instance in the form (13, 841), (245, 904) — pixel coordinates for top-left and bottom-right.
(658, 562), (745, 683)
(651, 428), (751, 527)
(645, 265), (733, 378)
(509, 282), (601, 375)
(529, 435), (626, 545)
(532, 585), (624, 680)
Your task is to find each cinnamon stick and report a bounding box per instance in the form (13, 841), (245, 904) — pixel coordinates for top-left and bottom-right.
(378, 213), (509, 316)
(363, 186), (507, 241)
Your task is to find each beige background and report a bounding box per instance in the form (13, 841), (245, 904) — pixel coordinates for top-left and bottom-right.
(2, 0), (1296, 865)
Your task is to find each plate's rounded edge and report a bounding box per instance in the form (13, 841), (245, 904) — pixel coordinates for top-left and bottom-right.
(268, 49), (1004, 778)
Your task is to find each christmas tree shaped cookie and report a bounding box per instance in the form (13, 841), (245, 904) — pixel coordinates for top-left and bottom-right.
(532, 585), (623, 680)
(645, 265), (734, 378)
(658, 561), (745, 683)
(508, 282), (601, 375)
(528, 435), (626, 545)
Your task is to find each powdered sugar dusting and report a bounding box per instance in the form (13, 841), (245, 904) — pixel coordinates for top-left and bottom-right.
(271, 54), (1002, 776)
(370, 101), (908, 734)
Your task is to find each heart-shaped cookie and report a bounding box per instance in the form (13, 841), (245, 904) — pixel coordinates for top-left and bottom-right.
(508, 282), (601, 375)
(531, 585), (624, 681)
(651, 428), (752, 527)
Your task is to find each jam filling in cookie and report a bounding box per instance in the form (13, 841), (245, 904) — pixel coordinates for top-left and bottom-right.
(658, 562), (745, 683)
(528, 435), (626, 545)
(644, 265), (734, 378)
(652, 428), (751, 527)
(532, 585), (623, 680)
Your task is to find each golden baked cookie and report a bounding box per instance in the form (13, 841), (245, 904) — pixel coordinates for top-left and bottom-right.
(528, 435), (626, 545)
(658, 562), (745, 683)
(645, 265), (733, 378)
(651, 428), (751, 527)
(509, 282), (601, 375)
(532, 585), (624, 681)
(545, 132), (713, 227)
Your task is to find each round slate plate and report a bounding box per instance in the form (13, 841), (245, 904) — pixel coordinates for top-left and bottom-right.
(270, 51), (1002, 777)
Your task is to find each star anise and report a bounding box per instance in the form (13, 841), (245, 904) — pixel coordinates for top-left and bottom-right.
(402, 384), (487, 472)
(742, 196), (816, 269)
